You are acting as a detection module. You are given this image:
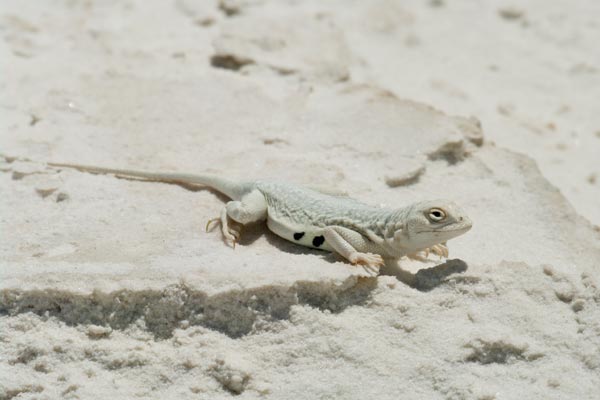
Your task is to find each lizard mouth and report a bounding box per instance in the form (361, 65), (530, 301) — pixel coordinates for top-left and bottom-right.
(419, 219), (473, 234)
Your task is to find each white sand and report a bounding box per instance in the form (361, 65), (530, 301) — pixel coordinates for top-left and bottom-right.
(1, 1), (599, 399)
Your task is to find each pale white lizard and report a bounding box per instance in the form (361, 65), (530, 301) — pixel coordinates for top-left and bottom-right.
(6, 157), (473, 275)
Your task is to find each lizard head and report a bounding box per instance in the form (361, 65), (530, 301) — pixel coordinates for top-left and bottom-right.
(389, 200), (472, 254)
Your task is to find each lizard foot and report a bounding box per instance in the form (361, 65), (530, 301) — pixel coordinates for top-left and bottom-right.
(349, 252), (384, 276)
(407, 252), (428, 262)
(205, 214), (242, 248)
(408, 243), (449, 261)
(429, 243), (449, 258)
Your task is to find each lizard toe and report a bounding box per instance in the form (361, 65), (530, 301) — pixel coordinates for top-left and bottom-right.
(221, 226), (238, 246)
(407, 252), (428, 262)
(205, 217), (220, 232)
(228, 222), (243, 242)
(350, 252), (384, 272)
(361, 264), (379, 276)
(430, 244), (449, 258)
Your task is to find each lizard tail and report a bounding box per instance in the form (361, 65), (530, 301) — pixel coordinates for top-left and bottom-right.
(47, 162), (249, 200)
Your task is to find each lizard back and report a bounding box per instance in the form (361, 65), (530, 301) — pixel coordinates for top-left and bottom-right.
(255, 181), (393, 235)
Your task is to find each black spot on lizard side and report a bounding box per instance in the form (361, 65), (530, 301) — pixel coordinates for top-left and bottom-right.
(312, 235), (325, 247)
(293, 232), (305, 240)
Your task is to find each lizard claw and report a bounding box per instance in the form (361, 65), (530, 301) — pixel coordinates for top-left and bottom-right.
(205, 218), (220, 232)
(221, 224), (241, 248)
(408, 243), (449, 261)
(206, 213), (243, 248)
(229, 225), (241, 240)
(361, 264), (380, 276)
(430, 243), (449, 258)
(349, 252), (384, 276)
(407, 252), (428, 262)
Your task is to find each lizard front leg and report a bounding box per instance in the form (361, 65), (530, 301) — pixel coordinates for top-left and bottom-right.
(207, 189), (268, 247)
(322, 226), (385, 276)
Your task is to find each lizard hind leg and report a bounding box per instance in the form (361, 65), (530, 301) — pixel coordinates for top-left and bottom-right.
(206, 207), (242, 248)
(207, 190), (268, 248)
(225, 189), (268, 225)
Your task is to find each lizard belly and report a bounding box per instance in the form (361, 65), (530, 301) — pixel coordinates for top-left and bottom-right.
(267, 214), (333, 252)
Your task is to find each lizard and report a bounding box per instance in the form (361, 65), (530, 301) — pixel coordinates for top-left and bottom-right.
(3, 155), (473, 275)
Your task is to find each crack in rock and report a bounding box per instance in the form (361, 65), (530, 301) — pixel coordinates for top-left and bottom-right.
(1, 278), (376, 339)
(210, 54), (254, 70)
(464, 338), (544, 364)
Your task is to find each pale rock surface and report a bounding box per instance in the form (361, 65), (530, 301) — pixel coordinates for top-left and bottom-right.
(1, 1), (599, 400)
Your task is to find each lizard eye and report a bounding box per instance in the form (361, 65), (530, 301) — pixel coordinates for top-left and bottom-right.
(427, 208), (446, 222)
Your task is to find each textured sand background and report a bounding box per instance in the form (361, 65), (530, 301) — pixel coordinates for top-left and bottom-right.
(1, 1), (599, 399)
